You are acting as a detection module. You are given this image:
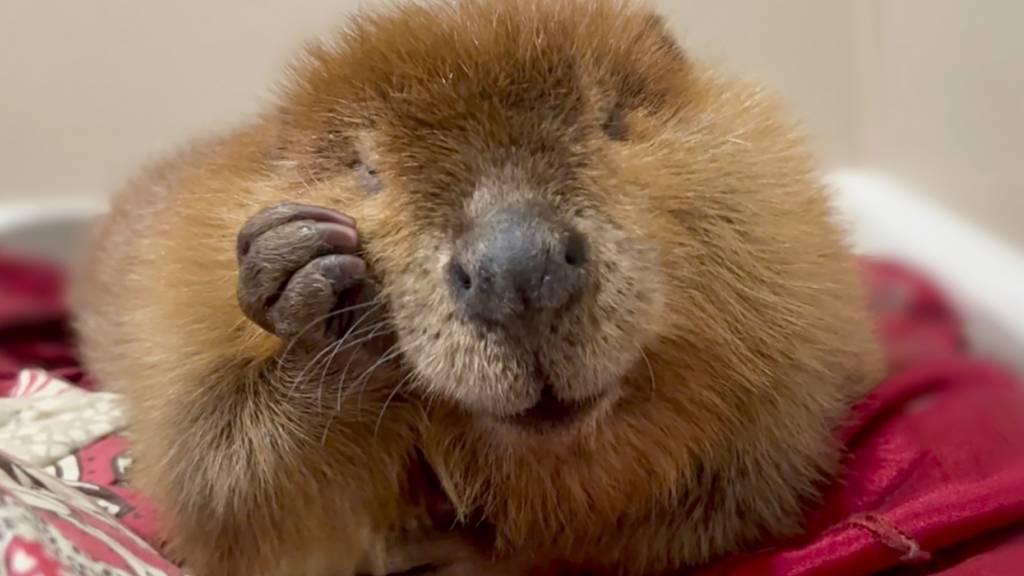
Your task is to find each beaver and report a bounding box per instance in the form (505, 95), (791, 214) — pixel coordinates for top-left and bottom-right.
(73, 0), (883, 574)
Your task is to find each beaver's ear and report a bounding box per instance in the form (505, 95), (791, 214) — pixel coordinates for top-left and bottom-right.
(639, 12), (686, 62)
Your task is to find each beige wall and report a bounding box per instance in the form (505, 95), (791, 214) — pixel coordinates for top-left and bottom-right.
(854, 0), (1023, 246)
(0, 1), (355, 203)
(1, 1), (1020, 244)
(669, 1), (861, 165)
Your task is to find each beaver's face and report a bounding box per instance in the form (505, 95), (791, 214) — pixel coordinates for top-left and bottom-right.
(281, 1), (692, 435)
(380, 152), (662, 432)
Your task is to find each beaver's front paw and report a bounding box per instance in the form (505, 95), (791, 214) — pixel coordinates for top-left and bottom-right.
(236, 202), (371, 347)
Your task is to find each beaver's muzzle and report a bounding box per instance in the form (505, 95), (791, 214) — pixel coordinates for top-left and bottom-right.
(447, 204), (588, 329)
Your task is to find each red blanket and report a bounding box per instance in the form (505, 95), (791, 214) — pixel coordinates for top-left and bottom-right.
(1, 252), (1023, 576)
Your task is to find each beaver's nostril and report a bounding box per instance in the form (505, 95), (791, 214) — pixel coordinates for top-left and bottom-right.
(564, 230), (588, 267)
(449, 261), (473, 293)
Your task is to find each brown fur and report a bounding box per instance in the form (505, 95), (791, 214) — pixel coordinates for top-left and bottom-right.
(73, 1), (882, 574)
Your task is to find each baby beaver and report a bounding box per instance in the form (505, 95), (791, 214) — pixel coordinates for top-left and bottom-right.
(74, 0), (882, 574)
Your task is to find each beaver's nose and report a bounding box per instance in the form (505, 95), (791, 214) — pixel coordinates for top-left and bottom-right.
(448, 206), (587, 327)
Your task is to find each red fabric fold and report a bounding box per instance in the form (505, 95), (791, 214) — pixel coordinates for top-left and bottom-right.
(0, 252), (88, 388)
(698, 260), (1024, 575)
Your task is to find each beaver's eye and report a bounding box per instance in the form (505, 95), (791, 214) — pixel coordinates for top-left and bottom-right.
(600, 104), (628, 141)
(354, 161), (383, 195)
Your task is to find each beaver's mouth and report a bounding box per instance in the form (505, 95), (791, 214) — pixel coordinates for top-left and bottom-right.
(502, 386), (600, 432)
(498, 359), (604, 433)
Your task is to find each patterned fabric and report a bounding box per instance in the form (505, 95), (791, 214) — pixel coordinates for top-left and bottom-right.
(0, 369), (125, 467)
(44, 436), (162, 550)
(0, 253), (174, 575)
(0, 450), (178, 575)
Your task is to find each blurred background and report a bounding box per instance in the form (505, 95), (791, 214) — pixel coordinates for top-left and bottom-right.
(1, 0), (1021, 247)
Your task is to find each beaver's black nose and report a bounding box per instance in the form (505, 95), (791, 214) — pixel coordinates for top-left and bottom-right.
(448, 206), (587, 326)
